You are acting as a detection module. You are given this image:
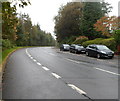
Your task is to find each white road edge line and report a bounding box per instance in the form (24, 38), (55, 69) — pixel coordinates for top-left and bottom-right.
(51, 73), (61, 79)
(37, 62), (42, 66)
(42, 66), (49, 71)
(95, 67), (120, 76)
(66, 58), (80, 64)
(67, 84), (87, 95)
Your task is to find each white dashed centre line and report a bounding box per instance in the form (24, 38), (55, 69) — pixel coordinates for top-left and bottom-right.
(51, 73), (61, 79)
(42, 66), (49, 71)
(95, 67), (120, 76)
(26, 49), (28, 54)
(67, 84), (87, 95)
(30, 57), (33, 59)
(37, 62), (42, 66)
(33, 59), (37, 62)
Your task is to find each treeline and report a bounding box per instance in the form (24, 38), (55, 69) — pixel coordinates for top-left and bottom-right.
(54, 2), (114, 44)
(1, 1), (55, 51)
(16, 14), (55, 46)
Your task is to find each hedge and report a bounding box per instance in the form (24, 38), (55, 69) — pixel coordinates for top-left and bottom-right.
(82, 38), (116, 51)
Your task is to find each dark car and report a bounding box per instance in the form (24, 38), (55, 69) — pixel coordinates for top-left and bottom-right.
(60, 44), (70, 51)
(70, 44), (86, 54)
(86, 44), (114, 59)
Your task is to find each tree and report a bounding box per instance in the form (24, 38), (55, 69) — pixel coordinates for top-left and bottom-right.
(16, 14), (55, 46)
(81, 2), (112, 39)
(2, 0), (30, 40)
(16, 13), (32, 46)
(2, 0), (31, 50)
(94, 16), (119, 37)
(2, 2), (18, 41)
(54, 2), (83, 44)
(54, 2), (112, 44)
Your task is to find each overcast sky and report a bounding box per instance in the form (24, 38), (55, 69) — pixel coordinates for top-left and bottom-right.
(17, 0), (120, 38)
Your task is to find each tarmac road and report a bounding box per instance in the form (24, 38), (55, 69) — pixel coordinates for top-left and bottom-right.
(2, 47), (119, 100)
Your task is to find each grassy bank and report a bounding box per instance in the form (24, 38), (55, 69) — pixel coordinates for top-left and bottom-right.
(2, 47), (23, 63)
(0, 47), (23, 73)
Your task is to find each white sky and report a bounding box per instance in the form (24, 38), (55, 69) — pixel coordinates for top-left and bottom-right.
(17, 0), (120, 38)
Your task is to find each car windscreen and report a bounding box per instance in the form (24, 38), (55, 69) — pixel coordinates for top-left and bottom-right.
(97, 45), (109, 50)
(63, 44), (70, 47)
(76, 45), (84, 48)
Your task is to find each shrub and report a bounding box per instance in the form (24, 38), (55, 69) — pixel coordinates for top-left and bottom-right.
(2, 39), (15, 50)
(73, 36), (88, 44)
(113, 30), (120, 45)
(82, 38), (116, 51)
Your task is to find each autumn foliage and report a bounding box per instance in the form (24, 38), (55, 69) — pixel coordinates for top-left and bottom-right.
(94, 16), (119, 37)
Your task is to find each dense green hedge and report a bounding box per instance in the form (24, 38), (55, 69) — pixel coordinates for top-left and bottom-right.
(82, 38), (116, 51)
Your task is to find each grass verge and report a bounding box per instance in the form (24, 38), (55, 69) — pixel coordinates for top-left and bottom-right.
(0, 47), (23, 73)
(2, 47), (23, 63)
(0, 46), (54, 74)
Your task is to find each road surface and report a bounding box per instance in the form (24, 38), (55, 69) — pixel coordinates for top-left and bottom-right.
(2, 47), (119, 100)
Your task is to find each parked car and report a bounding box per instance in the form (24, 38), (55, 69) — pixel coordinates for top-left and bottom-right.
(60, 44), (70, 51)
(86, 44), (114, 59)
(69, 44), (86, 54)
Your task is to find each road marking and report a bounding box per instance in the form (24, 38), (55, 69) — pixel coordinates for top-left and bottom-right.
(33, 59), (37, 62)
(66, 58), (80, 64)
(97, 59), (104, 61)
(95, 67), (120, 76)
(42, 66), (49, 71)
(49, 53), (56, 56)
(30, 57), (33, 59)
(67, 84), (87, 95)
(26, 49), (32, 58)
(37, 62), (42, 66)
(28, 54), (31, 57)
(51, 73), (61, 79)
(108, 62), (115, 64)
(26, 49), (43, 68)
(26, 49), (28, 54)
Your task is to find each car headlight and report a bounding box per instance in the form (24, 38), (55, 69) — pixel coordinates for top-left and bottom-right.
(100, 51), (106, 54)
(112, 51), (114, 54)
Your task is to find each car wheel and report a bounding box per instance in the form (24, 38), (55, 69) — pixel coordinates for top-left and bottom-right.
(75, 50), (77, 54)
(97, 54), (101, 59)
(86, 51), (89, 56)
